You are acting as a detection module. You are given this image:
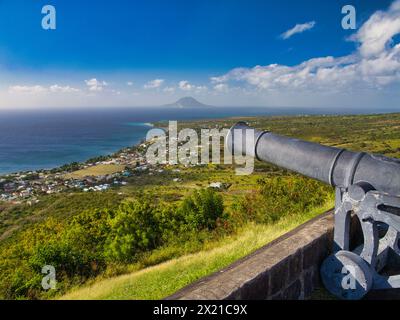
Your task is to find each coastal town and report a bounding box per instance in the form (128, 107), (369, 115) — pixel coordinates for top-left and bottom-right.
(0, 142), (151, 204)
(0, 136), (227, 204)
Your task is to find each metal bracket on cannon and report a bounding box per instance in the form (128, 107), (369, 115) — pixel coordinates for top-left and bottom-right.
(321, 183), (400, 300)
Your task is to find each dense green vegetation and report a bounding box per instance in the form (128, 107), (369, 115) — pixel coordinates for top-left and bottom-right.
(0, 189), (225, 298)
(0, 177), (330, 299)
(1, 113), (399, 300)
(61, 201), (333, 300)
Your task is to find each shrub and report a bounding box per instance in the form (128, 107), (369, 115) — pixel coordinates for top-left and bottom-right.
(0, 266), (40, 299)
(104, 199), (160, 263)
(154, 205), (185, 243)
(0, 189), (226, 298)
(179, 188), (224, 231)
(29, 240), (95, 279)
(237, 176), (331, 224)
(66, 209), (113, 255)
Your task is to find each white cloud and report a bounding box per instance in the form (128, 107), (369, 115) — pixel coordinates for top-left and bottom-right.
(4, 2), (400, 109)
(178, 80), (194, 91)
(212, 1), (400, 95)
(281, 21), (316, 39)
(352, 0), (400, 57)
(50, 84), (80, 93)
(8, 85), (48, 94)
(214, 83), (229, 93)
(144, 79), (164, 89)
(85, 78), (108, 92)
(8, 84), (80, 95)
(179, 80), (207, 92)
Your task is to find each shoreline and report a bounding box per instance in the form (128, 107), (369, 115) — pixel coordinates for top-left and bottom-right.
(1, 110), (400, 178)
(0, 138), (148, 178)
(0, 122), (155, 178)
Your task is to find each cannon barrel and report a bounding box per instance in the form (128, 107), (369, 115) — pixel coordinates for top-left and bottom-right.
(226, 122), (400, 196)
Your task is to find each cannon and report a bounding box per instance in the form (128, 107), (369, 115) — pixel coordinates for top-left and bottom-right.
(226, 121), (400, 300)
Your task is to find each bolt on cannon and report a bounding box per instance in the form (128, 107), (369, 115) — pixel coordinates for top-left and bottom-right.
(226, 121), (400, 300)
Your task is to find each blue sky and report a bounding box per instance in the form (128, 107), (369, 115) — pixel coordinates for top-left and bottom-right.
(0, 0), (399, 108)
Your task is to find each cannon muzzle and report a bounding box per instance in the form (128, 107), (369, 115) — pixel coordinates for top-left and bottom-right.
(226, 122), (400, 196)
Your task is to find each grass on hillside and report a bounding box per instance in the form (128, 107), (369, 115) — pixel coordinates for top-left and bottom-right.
(64, 164), (125, 179)
(2, 113), (400, 300)
(60, 199), (333, 300)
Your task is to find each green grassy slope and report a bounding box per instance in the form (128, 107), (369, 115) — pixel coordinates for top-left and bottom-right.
(61, 201), (333, 300)
(1, 113), (399, 300)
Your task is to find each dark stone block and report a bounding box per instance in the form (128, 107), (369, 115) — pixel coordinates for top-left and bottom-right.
(283, 279), (302, 300)
(224, 290), (241, 300)
(288, 250), (303, 283)
(303, 235), (329, 270)
(239, 271), (269, 300)
(304, 267), (321, 298)
(304, 269), (314, 298)
(269, 260), (289, 295)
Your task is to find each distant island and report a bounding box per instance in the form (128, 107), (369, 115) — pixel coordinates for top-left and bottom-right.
(163, 97), (212, 108)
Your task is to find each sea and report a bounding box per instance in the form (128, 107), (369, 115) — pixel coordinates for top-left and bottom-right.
(0, 106), (398, 175)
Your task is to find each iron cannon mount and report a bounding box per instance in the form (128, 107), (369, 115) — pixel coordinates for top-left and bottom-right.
(226, 122), (400, 300)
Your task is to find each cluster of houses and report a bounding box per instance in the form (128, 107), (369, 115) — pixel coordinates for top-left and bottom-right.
(0, 145), (148, 203)
(0, 136), (229, 204)
(0, 171), (133, 203)
(65, 171), (132, 193)
(0, 172), (63, 202)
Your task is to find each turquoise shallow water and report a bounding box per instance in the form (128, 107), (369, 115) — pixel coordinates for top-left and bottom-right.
(0, 110), (156, 174)
(0, 106), (397, 175)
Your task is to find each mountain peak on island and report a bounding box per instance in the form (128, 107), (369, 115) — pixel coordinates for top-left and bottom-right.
(164, 97), (211, 108)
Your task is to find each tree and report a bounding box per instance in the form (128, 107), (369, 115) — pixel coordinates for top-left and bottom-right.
(180, 188), (224, 230)
(104, 199), (160, 262)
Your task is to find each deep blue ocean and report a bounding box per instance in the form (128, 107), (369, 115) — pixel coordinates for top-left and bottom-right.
(0, 106), (398, 175)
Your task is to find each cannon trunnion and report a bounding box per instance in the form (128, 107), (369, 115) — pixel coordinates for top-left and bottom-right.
(226, 122), (400, 300)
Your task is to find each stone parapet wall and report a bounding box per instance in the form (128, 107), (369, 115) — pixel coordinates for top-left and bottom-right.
(168, 211), (335, 300)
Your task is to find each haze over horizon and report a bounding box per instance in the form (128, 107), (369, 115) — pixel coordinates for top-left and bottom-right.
(1, 0), (400, 109)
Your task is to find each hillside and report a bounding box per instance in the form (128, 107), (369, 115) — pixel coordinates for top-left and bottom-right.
(1, 113), (400, 300)
(61, 202), (333, 300)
